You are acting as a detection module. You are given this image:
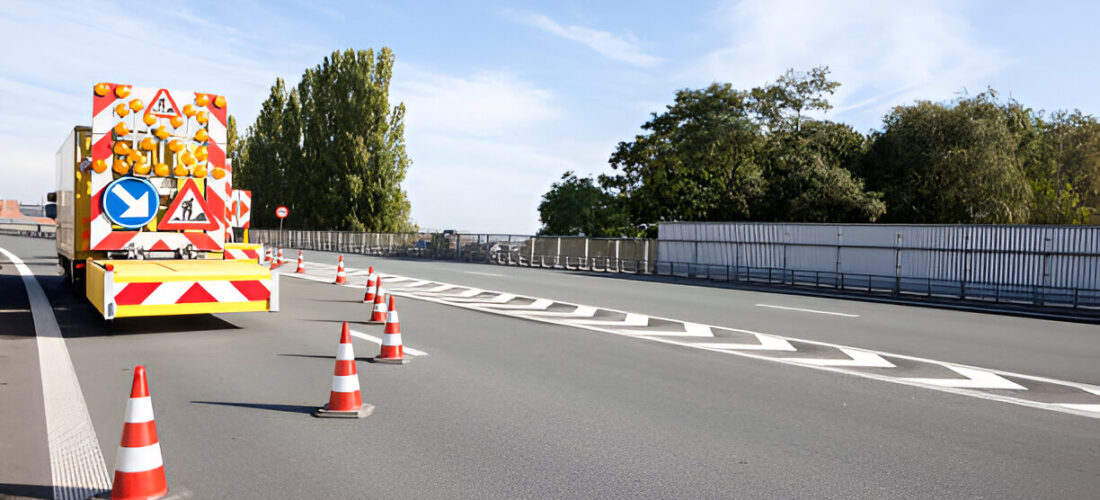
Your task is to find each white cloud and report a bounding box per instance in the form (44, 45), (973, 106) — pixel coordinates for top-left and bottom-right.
(686, 0), (1010, 130)
(510, 11), (663, 68)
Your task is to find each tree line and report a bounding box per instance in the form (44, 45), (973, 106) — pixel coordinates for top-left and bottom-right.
(231, 48), (414, 231)
(538, 67), (1099, 237)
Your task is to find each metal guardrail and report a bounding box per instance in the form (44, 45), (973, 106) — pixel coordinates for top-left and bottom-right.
(252, 228), (1100, 317)
(0, 221), (56, 239)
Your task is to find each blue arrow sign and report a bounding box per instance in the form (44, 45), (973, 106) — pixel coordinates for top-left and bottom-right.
(102, 176), (160, 229)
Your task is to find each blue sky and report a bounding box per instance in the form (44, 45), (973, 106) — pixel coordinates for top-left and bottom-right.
(2, 0), (1098, 233)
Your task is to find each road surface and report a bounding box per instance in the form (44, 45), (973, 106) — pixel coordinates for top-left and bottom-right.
(2, 234), (1098, 499)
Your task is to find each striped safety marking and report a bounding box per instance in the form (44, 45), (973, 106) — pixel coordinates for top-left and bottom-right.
(114, 280), (271, 306)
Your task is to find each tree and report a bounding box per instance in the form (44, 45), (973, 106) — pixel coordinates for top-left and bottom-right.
(601, 83), (766, 228)
(538, 171), (631, 236)
(235, 48), (413, 231)
(861, 93), (1033, 224)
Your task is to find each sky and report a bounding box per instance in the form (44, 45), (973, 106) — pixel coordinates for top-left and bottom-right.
(1, 0), (1099, 234)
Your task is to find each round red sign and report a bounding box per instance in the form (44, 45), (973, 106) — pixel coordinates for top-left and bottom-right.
(275, 206), (289, 219)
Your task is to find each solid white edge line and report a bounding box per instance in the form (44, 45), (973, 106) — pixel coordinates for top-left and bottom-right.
(0, 247), (112, 498)
(755, 303), (860, 317)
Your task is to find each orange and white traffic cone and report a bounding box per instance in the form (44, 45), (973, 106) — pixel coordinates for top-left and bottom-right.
(264, 247), (272, 266)
(362, 266), (375, 303)
(109, 365), (168, 500)
(334, 255), (347, 284)
(269, 250), (280, 270)
(368, 278), (387, 324)
(314, 322), (373, 418)
(277, 247), (284, 266)
(295, 250), (305, 273)
(374, 296), (407, 364)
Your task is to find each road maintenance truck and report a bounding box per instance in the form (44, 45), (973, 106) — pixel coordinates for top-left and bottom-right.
(53, 82), (276, 321)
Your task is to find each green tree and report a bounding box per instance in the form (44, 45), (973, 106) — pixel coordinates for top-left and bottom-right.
(538, 171), (631, 236)
(236, 48), (413, 231)
(862, 92), (1032, 223)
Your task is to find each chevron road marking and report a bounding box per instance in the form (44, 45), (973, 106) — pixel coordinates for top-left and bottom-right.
(903, 366), (1028, 390)
(786, 348), (896, 368)
(280, 264), (1100, 419)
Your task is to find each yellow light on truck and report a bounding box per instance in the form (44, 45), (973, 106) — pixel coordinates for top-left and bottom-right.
(183, 104), (196, 117)
(115, 85), (131, 98)
(153, 163), (169, 177)
(113, 141), (131, 156)
(92, 159), (108, 173)
(168, 140), (184, 153)
(133, 158), (151, 175)
(196, 111), (209, 125)
(194, 146), (208, 162)
(212, 167), (226, 180)
(113, 122), (130, 136)
(126, 150), (143, 164)
(154, 126), (170, 140)
(112, 157), (129, 174)
(173, 163), (189, 177)
(129, 99), (144, 112)
(194, 128), (209, 142)
(114, 103), (130, 117)
(181, 151), (196, 166)
(143, 113), (157, 126)
(170, 116), (184, 129)
(139, 137), (156, 151)
(192, 164), (208, 178)
(214, 95), (226, 108)
(195, 94), (210, 107)
(94, 83), (111, 97)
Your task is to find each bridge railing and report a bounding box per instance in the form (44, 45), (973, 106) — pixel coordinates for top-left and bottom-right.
(0, 220), (56, 239)
(251, 228), (1100, 316)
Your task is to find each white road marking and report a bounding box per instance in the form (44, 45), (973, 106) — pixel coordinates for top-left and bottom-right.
(348, 329), (428, 356)
(282, 264), (1100, 419)
(464, 271), (504, 277)
(628, 321), (715, 337)
(0, 247), (111, 499)
(903, 366), (1027, 390)
(788, 348), (896, 368)
(755, 303), (860, 317)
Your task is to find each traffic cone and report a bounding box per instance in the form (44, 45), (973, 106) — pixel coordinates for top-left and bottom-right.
(108, 366), (168, 499)
(362, 266), (375, 303)
(277, 247), (284, 266)
(314, 322), (373, 418)
(334, 255), (347, 284)
(264, 247), (272, 265)
(374, 296), (407, 364)
(368, 278), (387, 324)
(269, 250), (279, 270)
(295, 250), (305, 273)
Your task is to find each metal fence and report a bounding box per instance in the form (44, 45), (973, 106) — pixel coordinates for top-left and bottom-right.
(0, 220), (56, 239)
(658, 222), (1100, 313)
(250, 229), (657, 273)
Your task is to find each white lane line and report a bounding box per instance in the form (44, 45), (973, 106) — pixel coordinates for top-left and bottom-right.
(788, 348), (896, 368)
(0, 247), (111, 499)
(348, 329), (428, 356)
(755, 303), (860, 317)
(464, 271), (504, 277)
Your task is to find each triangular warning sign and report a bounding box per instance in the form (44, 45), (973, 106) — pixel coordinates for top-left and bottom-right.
(158, 178), (219, 231)
(146, 88), (182, 119)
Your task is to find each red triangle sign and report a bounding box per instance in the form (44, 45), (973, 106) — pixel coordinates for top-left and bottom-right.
(158, 178), (220, 231)
(146, 88), (182, 119)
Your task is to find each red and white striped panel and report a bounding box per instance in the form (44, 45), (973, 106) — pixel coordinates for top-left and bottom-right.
(90, 83), (229, 252)
(113, 279), (271, 306)
(223, 248), (260, 262)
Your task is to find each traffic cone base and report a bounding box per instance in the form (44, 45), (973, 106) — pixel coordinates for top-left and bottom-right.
(314, 402), (375, 418)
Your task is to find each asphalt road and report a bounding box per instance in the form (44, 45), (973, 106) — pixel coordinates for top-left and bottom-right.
(2, 235), (1098, 499)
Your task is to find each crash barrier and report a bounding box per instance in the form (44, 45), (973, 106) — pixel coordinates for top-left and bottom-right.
(253, 228), (1100, 316)
(0, 220), (56, 239)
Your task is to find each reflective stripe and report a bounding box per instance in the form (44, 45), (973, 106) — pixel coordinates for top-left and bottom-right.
(336, 344), (355, 361)
(331, 374), (360, 393)
(124, 397), (154, 423)
(115, 443), (163, 473)
(387, 310), (400, 323)
(382, 333), (402, 346)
